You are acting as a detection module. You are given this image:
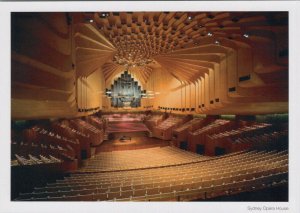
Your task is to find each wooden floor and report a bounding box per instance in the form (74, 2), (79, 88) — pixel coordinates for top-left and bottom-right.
(96, 136), (170, 153)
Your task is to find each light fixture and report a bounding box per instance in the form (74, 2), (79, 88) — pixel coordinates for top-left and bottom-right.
(243, 33), (249, 38)
(188, 16), (192, 20)
(215, 40), (220, 45)
(207, 32), (213, 36)
(89, 19), (94, 23)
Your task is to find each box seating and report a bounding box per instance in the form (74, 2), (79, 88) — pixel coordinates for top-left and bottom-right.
(152, 116), (184, 140)
(232, 130), (288, 149)
(27, 127), (78, 160)
(52, 122), (92, 160)
(11, 140), (73, 166)
(70, 119), (104, 146)
(144, 114), (164, 130)
(209, 123), (272, 140)
(188, 119), (237, 153)
(172, 118), (204, 145)
(195, 122), (286, 155)
(86, 116), (105, 130)
(190, 120), (232, 136)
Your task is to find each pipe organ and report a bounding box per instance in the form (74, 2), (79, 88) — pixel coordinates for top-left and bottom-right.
(106, 71), (146, 108)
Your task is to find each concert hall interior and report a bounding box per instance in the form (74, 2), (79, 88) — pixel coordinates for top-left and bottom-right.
(11, 11), (288, 202)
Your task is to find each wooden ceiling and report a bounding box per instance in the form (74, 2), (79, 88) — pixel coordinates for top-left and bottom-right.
(78, 12), (287, 85)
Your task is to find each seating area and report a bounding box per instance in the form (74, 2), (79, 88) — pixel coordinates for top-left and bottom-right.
(86, 116), (107, 130)
(152, 116), (185, 140)
(11, 113), (289, 202)
(208, 123), (272, 141)
(187, 119), (234, 151)
(70, 119), (104, 146)
(155, 117), (183, 131)
(28, 127), (79, 159)
(172, 118), (203, 143)
(177, 118), (285, 156)
(232, 130), (288, 151)
(79, 146), (210, 172)
(54, 123), (89, 139)
(144, 114), (164, 130)
(11, 141), (74, 166)
(189, 119), (232, 136)
(173, 118), (203, 133)
(11, 115), (108, 169)
(15, 148), (288, 201)
(12, 154), (62, 166)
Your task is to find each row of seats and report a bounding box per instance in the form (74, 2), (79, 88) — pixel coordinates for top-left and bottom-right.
(190, 119), (231, 136)
(71, 119), (102, 134)
(11, 115), (107, 169)
(70, 119), (104, 146)
(208, 123), (272, 140)
(51, 121), (91, 159)
(86, 116), (107, 130)
(173, 118), (203, 133)
(15, 148), (288, 201)
(56, 123), (89, 138)
(150, 115), (192, 140)
(79, 146), (210, 172)
(144, 114), (164, 127)
(33, 127), (78, 145)
(12, 154), (62, 166)
(233, 130), (288, 145)
(11, 141), (74, 165)
(155, 116), (183, 131)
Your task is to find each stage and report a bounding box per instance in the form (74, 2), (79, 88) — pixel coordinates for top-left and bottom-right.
(96, 113), (169, 152)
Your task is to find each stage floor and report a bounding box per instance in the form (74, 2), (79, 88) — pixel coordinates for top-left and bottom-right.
(96, 136), (170, 153)
(106, 122), (149, 133)
(103, 114), (145, 123)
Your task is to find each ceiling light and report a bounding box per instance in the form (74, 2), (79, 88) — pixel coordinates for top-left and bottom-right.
(89, 19), (94, 23)
(188, 16), (192, 20)
(207, 32), (213, 36)
(243, 33), (249, 38)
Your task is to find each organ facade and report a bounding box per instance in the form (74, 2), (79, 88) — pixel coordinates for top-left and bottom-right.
(107, 71), (146, 108)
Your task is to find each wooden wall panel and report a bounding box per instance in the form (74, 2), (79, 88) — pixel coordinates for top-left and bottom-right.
(11, 12), (76, 120)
